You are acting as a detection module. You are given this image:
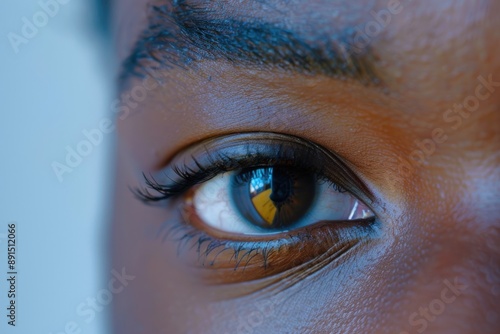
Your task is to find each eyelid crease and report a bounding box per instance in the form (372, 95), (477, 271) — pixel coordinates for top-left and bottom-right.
(133, 132), (374, 204)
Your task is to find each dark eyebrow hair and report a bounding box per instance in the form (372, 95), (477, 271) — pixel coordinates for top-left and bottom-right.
(120, 0), (380, 86)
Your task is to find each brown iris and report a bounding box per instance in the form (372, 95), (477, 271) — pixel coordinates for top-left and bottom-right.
(232, 167), (316, 230)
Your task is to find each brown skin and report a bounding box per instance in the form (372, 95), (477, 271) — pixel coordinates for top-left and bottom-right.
(111, 1), (500, 333)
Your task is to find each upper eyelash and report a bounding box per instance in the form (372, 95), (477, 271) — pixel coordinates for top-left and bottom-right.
(132, 132), (374, 205)
(134, 144), (345, 203)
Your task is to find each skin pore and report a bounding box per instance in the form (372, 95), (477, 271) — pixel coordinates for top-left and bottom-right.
(111, 0), (500, 333)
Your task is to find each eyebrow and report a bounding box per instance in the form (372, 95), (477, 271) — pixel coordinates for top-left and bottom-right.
(120, 0), (381, 86)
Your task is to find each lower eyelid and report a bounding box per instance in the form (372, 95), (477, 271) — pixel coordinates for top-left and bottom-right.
(163, 201), (378, 285)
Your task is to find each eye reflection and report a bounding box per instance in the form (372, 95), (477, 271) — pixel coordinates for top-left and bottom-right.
(232, 167), (316, 230)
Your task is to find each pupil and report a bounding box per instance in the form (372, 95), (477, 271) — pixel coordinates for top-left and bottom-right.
(232, 167), (316, 230)
(269, 168), (292, 203)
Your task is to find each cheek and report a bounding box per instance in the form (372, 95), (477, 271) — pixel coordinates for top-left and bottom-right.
(192, 240), (400, 334)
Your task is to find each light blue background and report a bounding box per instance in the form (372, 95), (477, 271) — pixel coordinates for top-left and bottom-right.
(1, 1), (112, 333)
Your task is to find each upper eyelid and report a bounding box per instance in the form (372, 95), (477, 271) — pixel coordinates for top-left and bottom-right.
(134, 132), (375, 204)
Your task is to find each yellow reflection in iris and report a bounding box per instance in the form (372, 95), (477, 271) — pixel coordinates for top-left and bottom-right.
(251, 188), (277, 225)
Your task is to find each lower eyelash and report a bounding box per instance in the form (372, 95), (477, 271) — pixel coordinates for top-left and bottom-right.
(157, 201), (377, 274)
(157, 208), (378, 297)
(161, 207), (281, 270)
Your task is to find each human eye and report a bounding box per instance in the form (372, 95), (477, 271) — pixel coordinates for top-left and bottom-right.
(134, 132), (380, 285)
(191, 165), (373, 235)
